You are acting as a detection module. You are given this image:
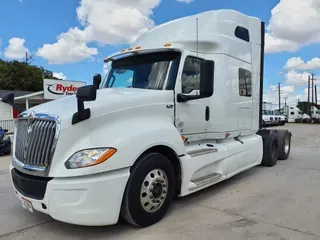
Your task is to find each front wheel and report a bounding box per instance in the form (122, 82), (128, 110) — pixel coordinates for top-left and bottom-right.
(121, 152), (175, 227)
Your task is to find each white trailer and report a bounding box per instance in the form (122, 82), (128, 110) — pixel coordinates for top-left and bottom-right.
(3, 10), (292, 228)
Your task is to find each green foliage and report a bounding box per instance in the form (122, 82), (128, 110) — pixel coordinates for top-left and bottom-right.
(0, 59), (61, 91)
(297, 101), (320, 114)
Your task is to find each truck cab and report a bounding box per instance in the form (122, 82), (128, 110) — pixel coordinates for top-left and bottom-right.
(3, 9), (292, 228)
(274, 109), (287, 125)
(288, 106), (303, 123)
(310, 106), (320, 123)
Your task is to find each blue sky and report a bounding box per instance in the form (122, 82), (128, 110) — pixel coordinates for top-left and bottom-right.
(0, 0), (319, 107)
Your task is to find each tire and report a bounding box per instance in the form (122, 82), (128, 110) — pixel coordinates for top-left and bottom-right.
(121, 152), (175, 228)
(278, 130), (291, 160)
(5, 148), (11, 155)
(261, 132), (279, 167)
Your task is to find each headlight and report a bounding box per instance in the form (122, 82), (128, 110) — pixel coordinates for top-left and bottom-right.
(65, 148), (117, 169)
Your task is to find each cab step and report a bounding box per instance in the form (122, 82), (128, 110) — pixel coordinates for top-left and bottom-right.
(188, 173), (223, 190)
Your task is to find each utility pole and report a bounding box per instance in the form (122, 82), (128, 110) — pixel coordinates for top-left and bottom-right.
(278, 82), (281, 110)
(25, 51), (33, 65)
(316, 85), (318, 106)
(312, 73), (315, 105)
(284, 97), (288, 107)
(308, 75), (311, 115)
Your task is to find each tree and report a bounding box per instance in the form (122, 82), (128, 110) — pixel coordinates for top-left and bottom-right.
(297, 101), (320, 114)
(0, 59), (62, 91)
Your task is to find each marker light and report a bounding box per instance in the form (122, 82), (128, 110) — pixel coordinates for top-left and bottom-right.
(65, 148), (117, 169)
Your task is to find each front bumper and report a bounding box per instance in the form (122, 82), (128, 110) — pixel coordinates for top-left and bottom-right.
(10, 164), (130, 226)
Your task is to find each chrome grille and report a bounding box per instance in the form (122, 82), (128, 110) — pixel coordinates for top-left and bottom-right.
(15, 118), (57, 168)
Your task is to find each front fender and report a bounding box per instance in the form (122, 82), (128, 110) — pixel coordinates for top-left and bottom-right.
(49, 116), (185, 177)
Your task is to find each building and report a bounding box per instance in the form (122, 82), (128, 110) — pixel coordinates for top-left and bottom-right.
(0, 79), (86, 133)
(0, 90), (47, 133)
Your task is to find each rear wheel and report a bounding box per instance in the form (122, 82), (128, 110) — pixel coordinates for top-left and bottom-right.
(121, 152), (175, 228)
(278, 130), (291, 160)
(261, 132), (279, 167)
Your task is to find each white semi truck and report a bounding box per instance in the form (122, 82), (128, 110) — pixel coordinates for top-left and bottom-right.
(262, 102), (285, 126)
(2, 10), (292, 228)
(310, 106), (320, 123)
(274, 109), (287, 125)
(287, 106), (303, 123)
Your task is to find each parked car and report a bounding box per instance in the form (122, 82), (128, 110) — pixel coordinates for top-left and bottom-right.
(0, 127), (11, 156)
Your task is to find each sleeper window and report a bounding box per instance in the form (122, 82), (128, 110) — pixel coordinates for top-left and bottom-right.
(235, 26), (250, 42)
(239, 68), (252, 97)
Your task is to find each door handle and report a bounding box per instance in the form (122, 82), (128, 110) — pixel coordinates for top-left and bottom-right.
(205, 106), (210, 121)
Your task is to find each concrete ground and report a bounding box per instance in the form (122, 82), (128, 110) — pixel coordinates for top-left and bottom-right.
(1, 124), (320, 240)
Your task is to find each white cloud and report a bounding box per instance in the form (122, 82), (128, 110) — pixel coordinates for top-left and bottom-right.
(263, 85), (298, 107)
(269, 85), (295, 97)
(76, 0), (160, 45)
(296, 88), (320, 104)
(4, 37), (29, 60)
(53, 72), (67, 80)
(285, 70), (312, 86)
(177, 0), (194, 3)
(284, 57), (320, 71)
(265, 33), (300, 54)
(37, 27), (98, 64)
(265, 0), (320, 54)
(37, 0), (160, 64)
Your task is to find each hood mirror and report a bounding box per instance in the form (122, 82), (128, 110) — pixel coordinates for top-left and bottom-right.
(93, 74), (102, 89)
(1, 93), (22, 113)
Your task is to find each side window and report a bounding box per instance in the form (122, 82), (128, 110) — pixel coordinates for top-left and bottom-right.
(181, 56), (201, 94)
(235, 26), (250, 42)
(291, 112), (294, 115)
(239, 68), (252, 97)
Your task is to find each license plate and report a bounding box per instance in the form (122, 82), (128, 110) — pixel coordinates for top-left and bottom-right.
(21, 197), (33, 213)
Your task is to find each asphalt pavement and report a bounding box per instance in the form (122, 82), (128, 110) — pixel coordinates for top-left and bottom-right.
(1, 124), (320, 240)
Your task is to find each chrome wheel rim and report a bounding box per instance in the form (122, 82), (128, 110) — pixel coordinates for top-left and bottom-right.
(140, 169), (168, 213)
(284, 136), (290, 154)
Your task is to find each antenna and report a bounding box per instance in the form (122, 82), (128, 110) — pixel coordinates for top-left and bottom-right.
(196, 17), (199, 58)
(83, 60), (92, 81)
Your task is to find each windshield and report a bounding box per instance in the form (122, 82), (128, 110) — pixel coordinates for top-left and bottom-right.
(103, 51), (181, 90)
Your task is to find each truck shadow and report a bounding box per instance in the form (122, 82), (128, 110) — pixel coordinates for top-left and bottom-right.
(42, 166), (262, 238)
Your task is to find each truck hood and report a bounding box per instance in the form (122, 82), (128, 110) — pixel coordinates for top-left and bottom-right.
(25, 88), (174, 128)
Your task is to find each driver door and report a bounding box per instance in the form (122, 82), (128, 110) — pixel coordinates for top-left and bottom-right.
(175, 55), (211, 135)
